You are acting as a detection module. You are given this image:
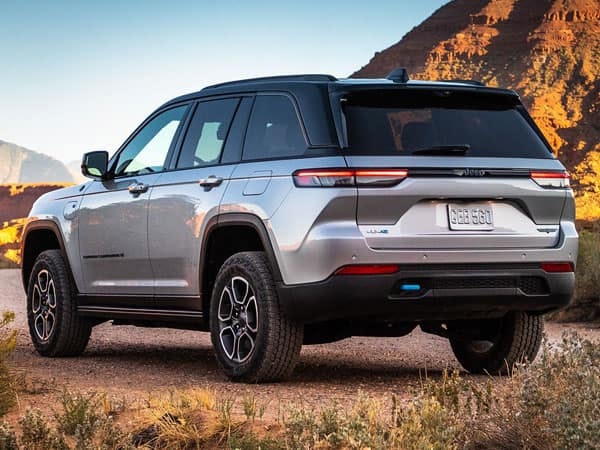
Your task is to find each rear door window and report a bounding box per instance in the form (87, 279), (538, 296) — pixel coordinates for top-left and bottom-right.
(176, 98), (240, 169)
(342, 90), (553, 158)
(243, 95), (307, 160)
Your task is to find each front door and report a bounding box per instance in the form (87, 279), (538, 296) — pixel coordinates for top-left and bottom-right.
(78, 105), (189, 297)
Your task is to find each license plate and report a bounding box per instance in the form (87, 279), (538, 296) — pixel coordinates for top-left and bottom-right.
(448, 204), (494, 230)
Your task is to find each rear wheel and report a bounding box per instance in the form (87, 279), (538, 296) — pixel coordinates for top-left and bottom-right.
(26, 250), (92, 356)
(449, 312), (543, 375)
(210, 251), (303, 382)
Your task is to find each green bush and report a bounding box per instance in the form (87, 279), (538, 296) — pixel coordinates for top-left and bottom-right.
(0, 421), (18, 450)
(518, 333), (600, 449)
(19, 409), (68, 450)
(575, 229), (600, 309)
(0, 312), (16, 417)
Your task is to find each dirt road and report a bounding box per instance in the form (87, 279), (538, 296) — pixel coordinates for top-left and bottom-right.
(1, 269), (598, 412)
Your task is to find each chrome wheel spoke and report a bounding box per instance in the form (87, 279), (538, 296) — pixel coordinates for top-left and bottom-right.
(45, 311), (55, 340)
(231, 276), (249, 305)
(237, 332), (255, 362)
(245, 296), (258, 333)
(47, 279), (57, 309)
(219, 326), (237, 360)
(37, 270), (49, 293)
(32, 285), (42, 314)
(218, 287), (233, 322)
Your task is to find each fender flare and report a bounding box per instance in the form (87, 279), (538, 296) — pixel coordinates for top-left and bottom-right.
(20, 220), (71, 291)
(200, 213), (283, 287)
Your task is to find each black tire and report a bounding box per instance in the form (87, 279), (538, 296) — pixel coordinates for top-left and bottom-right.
(210, 251), (303, 383)
(26, 250), (92, 356)
(449, 312), (543, 375)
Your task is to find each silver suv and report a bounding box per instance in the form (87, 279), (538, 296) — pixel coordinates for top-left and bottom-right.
(21, 69), (577, 382)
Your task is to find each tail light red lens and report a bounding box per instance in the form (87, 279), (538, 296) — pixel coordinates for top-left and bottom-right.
(530, 170), (570, 188)
(355, 169), (408, 187)
(540, 262), (574, 273)
(293, 169), (355, 187)
(293, 169), (408, 187)
(335, 264), (400, 275)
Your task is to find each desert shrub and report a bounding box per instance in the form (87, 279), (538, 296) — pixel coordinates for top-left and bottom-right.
(55, 391), (103, 440)
(574, 229), (600, 311)
(19, 409), (68, 450)
(284, 393), (457, 450)
(392, 397), (459, 450)
(517, 333), (599, 449)
(133, 389), (232, 449)
(0, 421), (17, 450)
(0, 312), (17, 417)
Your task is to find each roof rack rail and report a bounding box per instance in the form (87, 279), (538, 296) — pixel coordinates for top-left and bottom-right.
(387, 67), (410, 83)
(204, 74), (337, 90)
(445, 79), (486, 86)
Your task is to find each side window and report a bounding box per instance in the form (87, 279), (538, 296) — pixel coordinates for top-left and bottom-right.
(176, 98), (239, 169)
(243, 95), (307, 161)
(113, 105), (188, 177)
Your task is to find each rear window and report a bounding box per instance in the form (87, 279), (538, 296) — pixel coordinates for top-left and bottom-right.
(342, 90), (552, 158)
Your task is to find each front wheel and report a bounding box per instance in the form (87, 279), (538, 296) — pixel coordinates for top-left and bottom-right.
(449, 312), (543, 375)
(26, 250), (92, 356)
(210, 251), (303, 383)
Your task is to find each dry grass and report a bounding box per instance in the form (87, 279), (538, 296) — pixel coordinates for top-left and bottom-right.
(0, 332), (596, 449)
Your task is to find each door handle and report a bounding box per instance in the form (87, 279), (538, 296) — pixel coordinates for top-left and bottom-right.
(128, 183), (149, 195)
(199, 176), (223, 189)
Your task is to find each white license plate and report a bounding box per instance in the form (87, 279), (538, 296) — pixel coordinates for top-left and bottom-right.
(448, 204), (494, 230)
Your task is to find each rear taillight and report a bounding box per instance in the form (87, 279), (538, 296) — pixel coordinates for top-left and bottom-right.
(335, 264), (400, 275)
(530, 170), (570, 188)
(293, 169), (408, 187)
(541, 262), (574, 273)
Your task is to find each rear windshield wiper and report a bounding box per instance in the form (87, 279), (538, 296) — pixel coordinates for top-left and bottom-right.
(412, 145), (470, 156)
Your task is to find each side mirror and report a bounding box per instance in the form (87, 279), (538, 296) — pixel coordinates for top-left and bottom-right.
(81, 151), (109, 180)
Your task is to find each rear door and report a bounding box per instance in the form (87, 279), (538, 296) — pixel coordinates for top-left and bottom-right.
(147, 96), (248, 302)
(340, 88), (569, 250)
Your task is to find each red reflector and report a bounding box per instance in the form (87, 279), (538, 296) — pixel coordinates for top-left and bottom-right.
(335, 264), (399, 275)
(541, 262), (574, 273)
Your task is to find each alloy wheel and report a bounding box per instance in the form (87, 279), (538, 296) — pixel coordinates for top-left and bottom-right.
(31, 269), (57, 341)
(217, 276), (259, 363)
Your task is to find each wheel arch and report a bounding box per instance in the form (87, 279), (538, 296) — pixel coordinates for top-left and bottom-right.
(21, 220), (71, 292)
(200, 213), (282, 317)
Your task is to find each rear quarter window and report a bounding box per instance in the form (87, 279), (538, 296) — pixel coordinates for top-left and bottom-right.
(243, 95), (307, 161)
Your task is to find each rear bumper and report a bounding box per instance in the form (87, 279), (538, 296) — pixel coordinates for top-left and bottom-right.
(277, 264), (574, 323)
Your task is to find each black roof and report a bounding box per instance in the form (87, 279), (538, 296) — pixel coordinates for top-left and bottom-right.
(162, 74), (518, 108)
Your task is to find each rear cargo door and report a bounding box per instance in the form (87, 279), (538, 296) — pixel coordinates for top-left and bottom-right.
(341, 88), (569, 250)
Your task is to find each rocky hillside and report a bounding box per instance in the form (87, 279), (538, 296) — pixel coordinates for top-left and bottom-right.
(0, 140), (75, 183)
(0, 184), (69, 267)
(354, 0), (600, 218)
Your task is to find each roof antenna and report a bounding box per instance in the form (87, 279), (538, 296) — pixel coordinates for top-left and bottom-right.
(387, 67), (409, 83)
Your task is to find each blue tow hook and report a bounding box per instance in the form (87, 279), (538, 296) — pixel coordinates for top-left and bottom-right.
(401, 284), (421, 292)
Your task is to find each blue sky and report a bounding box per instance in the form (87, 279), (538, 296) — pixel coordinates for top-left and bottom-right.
(0, 0), (448, 163)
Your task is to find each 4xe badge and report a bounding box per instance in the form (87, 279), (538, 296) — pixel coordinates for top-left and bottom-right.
(365, 228), (389, 234)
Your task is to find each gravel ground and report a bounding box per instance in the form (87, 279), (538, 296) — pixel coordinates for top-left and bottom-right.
(1, 268), (598, 413)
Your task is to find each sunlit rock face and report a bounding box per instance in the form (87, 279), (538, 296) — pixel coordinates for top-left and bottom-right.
(353, 0), (600, 218)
